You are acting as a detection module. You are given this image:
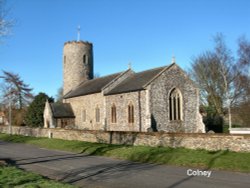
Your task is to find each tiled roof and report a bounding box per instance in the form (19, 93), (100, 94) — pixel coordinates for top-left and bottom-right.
(63, 66), (168, 98)
(106, 66), (167, 95)
(50, 103), (75, 118)
(64, 72), (122, 99)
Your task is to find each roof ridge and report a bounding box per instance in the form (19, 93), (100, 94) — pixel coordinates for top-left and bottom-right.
(143, 63), (175, 88)
(91, 71), (124, 81)
(101, 69), (132, 90)
(135, 65), (168, 74)
(67, 71), (124, 96)
(106, 65), (167, 95)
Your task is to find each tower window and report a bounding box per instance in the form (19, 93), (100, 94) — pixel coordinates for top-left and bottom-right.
(128, 103), (134, 123)
(169, 88), (182, 121)
(111, 104), (117, 123)
(83, 54), (88, 64)
(64, 56), (66, 65)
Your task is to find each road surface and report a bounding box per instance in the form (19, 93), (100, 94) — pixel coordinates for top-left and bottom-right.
(0, 141), (249, 188)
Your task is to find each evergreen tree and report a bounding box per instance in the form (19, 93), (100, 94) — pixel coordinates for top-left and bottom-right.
(1, 70), (33, 109)
(25, 92), (53, 127)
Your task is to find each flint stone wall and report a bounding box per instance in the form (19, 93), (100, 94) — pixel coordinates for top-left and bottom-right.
(149, 64), (204, 133)
(1, 126), (250, 152)
(64, 93), (104, 130)
(63, 41), (93, 95)
(105, 91), (147, 132)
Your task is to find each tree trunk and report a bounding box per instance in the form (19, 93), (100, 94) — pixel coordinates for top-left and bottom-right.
(228, 103), (232, 130)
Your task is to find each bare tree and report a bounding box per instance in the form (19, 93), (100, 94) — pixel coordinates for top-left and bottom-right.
(55, 86), (63, 103)
(213, 34), (239, 130)
(238, 36), (250, 98)
(0, 0), (14, 40)
(190, 51), (224, 115)
(94, 73), (100, 78)
(190, 34), (249, 130)
(234, 36), (250, 127)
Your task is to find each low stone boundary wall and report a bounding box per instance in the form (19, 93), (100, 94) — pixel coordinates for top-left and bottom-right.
(0, 126), (250, 152)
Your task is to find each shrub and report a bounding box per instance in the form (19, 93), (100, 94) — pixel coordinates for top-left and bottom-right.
(25, 93), (53, 127)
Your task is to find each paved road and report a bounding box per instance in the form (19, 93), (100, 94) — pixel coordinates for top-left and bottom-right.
(0, 141), (249, 188)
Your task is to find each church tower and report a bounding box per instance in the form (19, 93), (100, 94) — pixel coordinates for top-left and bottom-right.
(63, 41), (94, 95)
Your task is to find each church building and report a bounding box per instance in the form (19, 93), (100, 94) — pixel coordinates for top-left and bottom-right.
(44, 40), (205, 133)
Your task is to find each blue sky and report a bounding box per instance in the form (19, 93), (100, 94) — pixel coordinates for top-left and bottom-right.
(0, 0), (250, 98)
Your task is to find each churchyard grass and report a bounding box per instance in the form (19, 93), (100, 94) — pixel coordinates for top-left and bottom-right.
(0, 133), (250, 173)
(0, 165), (76, 188)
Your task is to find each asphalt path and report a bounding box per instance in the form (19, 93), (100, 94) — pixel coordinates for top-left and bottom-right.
(0, 140), (249, 188)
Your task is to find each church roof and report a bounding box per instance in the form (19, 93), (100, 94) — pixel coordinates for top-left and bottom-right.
(50, 103), (75, 118)
(64, 72), (123, 99)
(64, 66), (170, 98)
(106, 66), (167, 95)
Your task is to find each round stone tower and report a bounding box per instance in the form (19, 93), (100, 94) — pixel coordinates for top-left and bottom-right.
(63, 41), (94, 95)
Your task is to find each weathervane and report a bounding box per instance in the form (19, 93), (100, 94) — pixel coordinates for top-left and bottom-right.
(128, 62), (132, 69)
(172, 55), (176, 64)
(77, 25), (81, 41)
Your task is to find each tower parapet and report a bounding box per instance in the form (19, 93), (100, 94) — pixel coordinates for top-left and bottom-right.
(63, 40), (94, 95)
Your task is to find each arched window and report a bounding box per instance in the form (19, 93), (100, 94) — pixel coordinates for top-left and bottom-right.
(111, 104), (117, 123)
(169, 88), (182, 121)
(128, 103), (134, 123)
(95, 106), (100, 122)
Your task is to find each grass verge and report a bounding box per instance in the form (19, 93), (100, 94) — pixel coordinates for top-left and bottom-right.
(0, 133), (250, 173)
(0, 165), (76, 188)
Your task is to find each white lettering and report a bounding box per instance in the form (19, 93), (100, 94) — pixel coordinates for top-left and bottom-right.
(187, 169), (212, 178)
(187, 169), (193, 176)
(207, 171), (212, 177)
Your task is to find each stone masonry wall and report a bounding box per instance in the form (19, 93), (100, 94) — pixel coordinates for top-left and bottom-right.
(105, 90), (147, 132)
(43, 101), (55, 128)
(1, 126), (250, 152)
(65, 90), (148, 132)
(149, 64), (203, 133)
(65, 93), (104, 130)
(63, 41), (93, 95)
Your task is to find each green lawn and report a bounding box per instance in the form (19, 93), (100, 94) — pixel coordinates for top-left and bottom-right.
(0, 133), (250, 173)
(0, 166), (77, 188)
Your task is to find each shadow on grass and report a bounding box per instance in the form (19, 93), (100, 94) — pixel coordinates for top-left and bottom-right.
(0, 133), (242, 187)
(207, 150), (229, 170)
(0, 158), (16, 166)
(79, 143), (180, 167)
(0, 134), (182, 166)
(82, 143), (128, 156)
(0, 134), (45, 143)
(12, 154), (93, 166)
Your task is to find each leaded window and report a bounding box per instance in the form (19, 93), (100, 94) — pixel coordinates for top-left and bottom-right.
(169, 88), (182, 121)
